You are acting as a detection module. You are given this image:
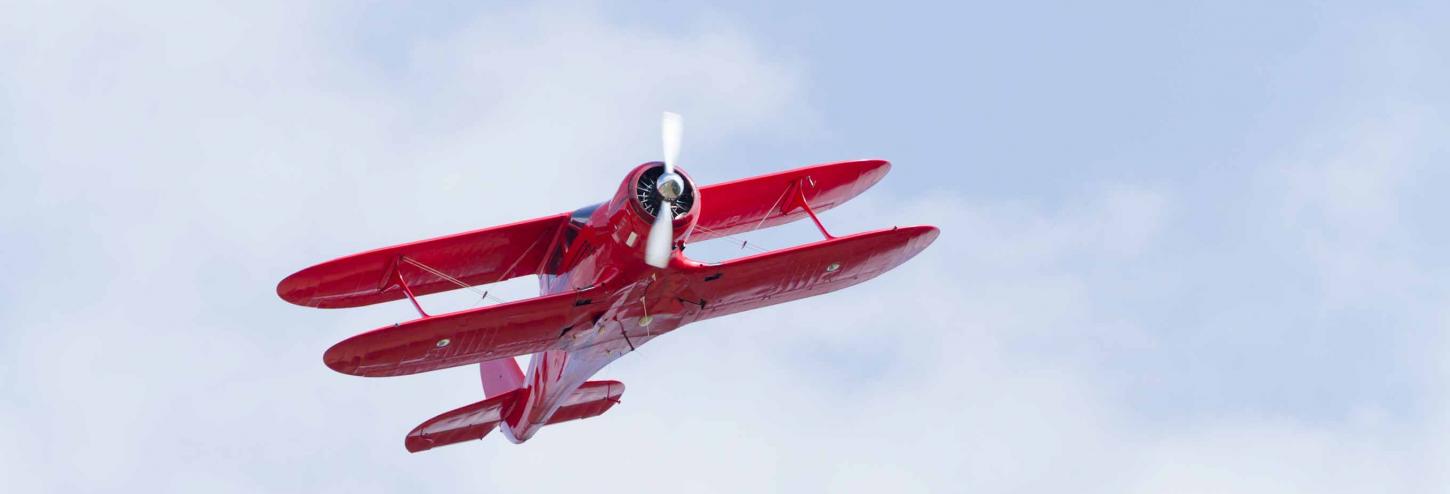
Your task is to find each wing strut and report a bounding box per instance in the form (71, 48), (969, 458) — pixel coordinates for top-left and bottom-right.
(794, 177), (835, 240)
(386, 254), (506, 319)
(393, 260), (430, 318)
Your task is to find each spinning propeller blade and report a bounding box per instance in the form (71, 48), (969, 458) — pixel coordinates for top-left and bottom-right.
(662, 112), (682, 175)
(644, 204), (673, 268)
(645, 111), (685, 268)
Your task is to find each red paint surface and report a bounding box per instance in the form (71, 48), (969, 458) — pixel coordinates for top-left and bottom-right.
(686, 159), (888, 242)
(277, 214), (566, 308)
(279, 159), (937, 451)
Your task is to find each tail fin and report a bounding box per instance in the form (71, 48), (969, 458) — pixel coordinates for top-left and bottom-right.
(405, 380), (625, 452)
(479, 358), (524, 398)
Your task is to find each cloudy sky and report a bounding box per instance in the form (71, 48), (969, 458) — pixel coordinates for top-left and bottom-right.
(3, 0), (1448, 491)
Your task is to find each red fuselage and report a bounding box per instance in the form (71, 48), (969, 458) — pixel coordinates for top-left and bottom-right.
(503, 162), (703, 441)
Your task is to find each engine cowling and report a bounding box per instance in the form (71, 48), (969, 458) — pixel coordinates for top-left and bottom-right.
(611, 162), (699, 257)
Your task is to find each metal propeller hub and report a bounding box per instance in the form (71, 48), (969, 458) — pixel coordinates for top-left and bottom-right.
(656, 173), (685, 201)
(635, 165), (694, 218)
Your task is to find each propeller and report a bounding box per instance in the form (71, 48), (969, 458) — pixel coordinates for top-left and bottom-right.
(645, 112), (686, 268)
(662, 111), (682, 174)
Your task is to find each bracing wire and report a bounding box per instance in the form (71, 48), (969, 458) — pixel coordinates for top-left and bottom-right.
(688, 223), (774, 256)
(401, 256), (510, 305)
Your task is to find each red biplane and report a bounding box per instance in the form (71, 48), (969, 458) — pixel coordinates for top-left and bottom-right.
(277, 113), (938, 452)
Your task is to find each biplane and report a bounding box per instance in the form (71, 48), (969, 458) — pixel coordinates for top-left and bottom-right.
(277, 113), (939, 452)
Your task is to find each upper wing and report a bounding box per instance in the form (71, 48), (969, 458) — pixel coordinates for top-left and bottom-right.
(687, 159), (889, 243)
(323, 284), (602, 377)
(277, 213), (568, 308)
(683, 226), (938, 322)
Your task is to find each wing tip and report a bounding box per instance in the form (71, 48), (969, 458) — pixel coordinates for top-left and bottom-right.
(322, 338), (367, 376)
(858, 159), (891, 194)
(914, 224), (940, 241)
(276, 262), (382, 309)
(275, 270), (317, 307)
(901, 224), (941, 250)
(898, 225), (940, 266)
(404, 434), (436, 453)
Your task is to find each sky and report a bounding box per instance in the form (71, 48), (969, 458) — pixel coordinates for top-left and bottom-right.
(2, 0), (1448, 491)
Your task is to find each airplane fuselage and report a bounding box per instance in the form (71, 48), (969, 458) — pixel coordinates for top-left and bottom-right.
(503, 162), (702, 442)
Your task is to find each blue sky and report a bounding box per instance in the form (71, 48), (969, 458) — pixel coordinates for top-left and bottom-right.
(3, 1), (1448, 491)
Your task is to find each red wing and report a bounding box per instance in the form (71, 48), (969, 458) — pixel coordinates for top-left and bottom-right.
(277, 213), (568, 308)
(684, 226), (938, 322)
(405, 389), (521, 453)
(687, 159), (889, 243)
(324, 286), (603, 377)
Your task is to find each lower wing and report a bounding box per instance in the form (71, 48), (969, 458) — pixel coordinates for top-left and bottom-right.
(683, 225), (939, 322)
(323, 285), (602, 377)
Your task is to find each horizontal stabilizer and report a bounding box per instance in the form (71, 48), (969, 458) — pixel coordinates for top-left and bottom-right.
(278, 213), (568, 308)
(405, 389), (521, 453)
(545, 380), (625, 425)
(406, 380), (624, 453)
(324, 285), (602, 377)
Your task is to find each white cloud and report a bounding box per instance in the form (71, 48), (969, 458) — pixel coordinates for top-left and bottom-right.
(2, 2), (1447, 493)
(1272, 107), (1444, 306)
(1, 1), (811, 491)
